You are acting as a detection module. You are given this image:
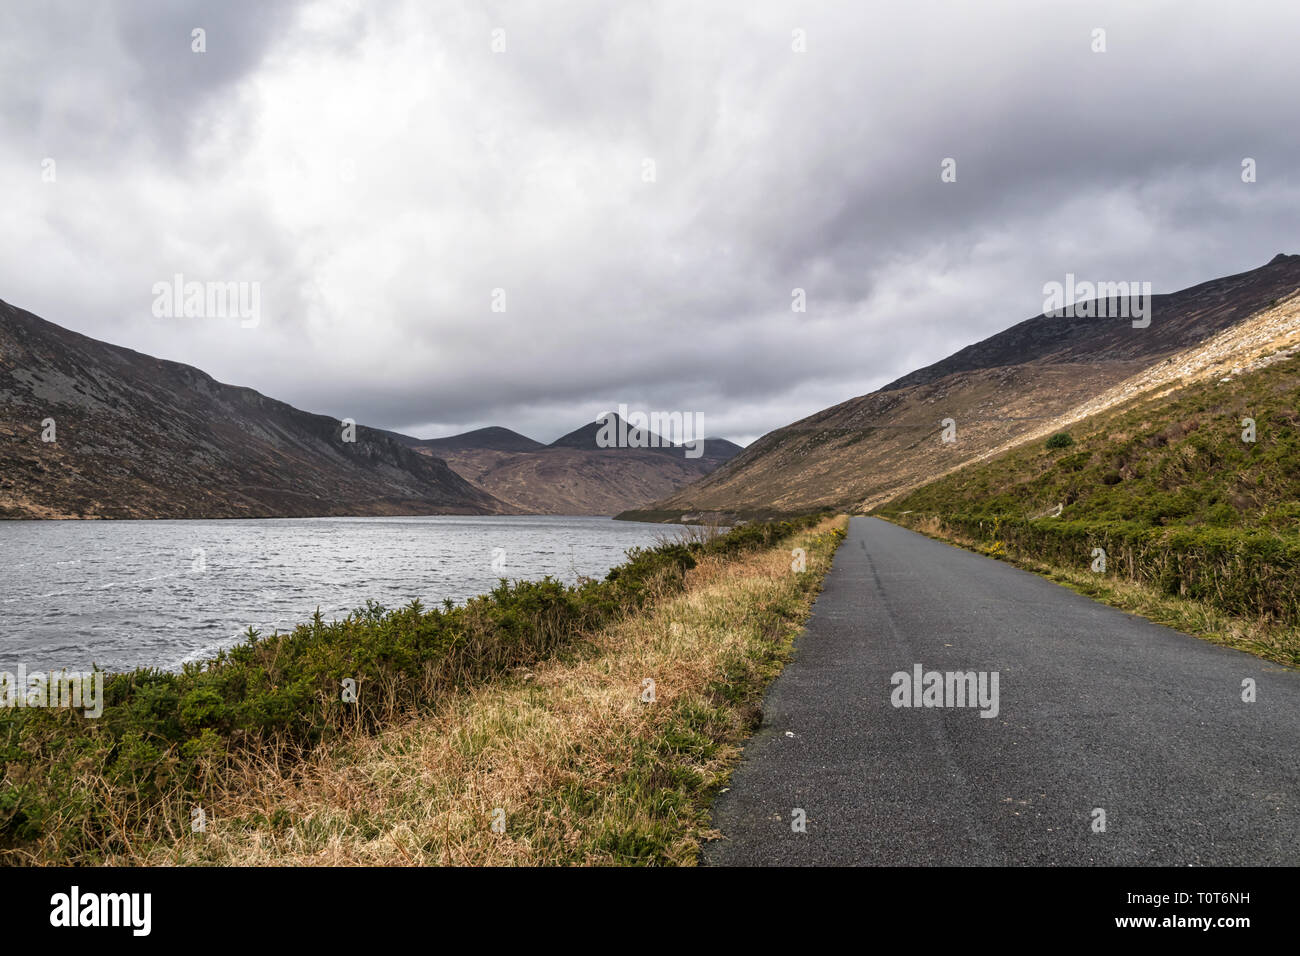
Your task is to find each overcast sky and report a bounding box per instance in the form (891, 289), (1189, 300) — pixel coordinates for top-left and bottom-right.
(3, 0), (1298, 444)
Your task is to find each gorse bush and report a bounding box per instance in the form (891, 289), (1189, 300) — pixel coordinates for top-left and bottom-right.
(0, 513), (826, 859)
(1045, 432), (1074, 449)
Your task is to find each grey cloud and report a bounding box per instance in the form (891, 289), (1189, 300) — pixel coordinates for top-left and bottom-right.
(2, 0), (1299, 446)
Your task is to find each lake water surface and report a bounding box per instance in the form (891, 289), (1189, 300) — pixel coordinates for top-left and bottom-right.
(0, 515), (671, 673)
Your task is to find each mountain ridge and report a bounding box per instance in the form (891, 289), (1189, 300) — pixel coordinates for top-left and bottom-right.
(401, 414), (743, 515)
(0, 299), (506, 519)
(639, 255), (1300, 520)
(386, 425), (546, 454)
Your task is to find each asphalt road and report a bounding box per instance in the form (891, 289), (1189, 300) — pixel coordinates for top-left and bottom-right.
(704, 516), (1300, 865)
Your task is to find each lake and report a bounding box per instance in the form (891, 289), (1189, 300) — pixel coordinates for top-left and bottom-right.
(0, 515), (672, 673)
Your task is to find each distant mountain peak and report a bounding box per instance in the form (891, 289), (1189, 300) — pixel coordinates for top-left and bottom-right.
(548, 413), (739, 462)
(399, 425), (544, 454)
(550, 412), (670, 451)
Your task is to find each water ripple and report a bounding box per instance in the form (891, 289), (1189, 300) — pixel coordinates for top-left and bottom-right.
(0, 515), (668, 673)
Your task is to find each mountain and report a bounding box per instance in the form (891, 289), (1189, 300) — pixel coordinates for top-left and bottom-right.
(0, 299), (506, 519)
(548, 418), (743, 467)
(401, 414), (743, 515)
(395, 426), (545, 454)
(639, 255), (1300, 520)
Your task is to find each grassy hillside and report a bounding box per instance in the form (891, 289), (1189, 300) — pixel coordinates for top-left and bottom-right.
(882, 353), (1300, 530)
(878, 351), (1300, 662)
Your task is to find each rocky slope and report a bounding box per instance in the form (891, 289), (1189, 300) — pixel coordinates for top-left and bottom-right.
(644, 255), (1300, 519)
(0, 299), (506, 518)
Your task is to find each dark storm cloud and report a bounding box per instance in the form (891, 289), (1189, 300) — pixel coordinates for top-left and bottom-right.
(3, 0), (1298, 445)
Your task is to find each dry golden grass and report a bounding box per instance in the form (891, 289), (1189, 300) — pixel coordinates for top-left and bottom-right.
(109, 517), (847, 866)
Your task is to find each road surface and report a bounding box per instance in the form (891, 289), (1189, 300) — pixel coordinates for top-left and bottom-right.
(704, 517), (1300, 865)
